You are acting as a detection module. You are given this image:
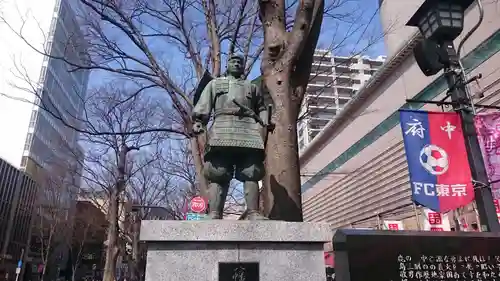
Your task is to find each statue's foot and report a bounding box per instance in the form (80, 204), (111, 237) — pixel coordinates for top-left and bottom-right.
(246, 211), (268, 220)
(208, 211), (223, 219)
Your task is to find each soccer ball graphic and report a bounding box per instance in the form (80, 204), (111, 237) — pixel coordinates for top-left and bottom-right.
(419, 144), (449, 175)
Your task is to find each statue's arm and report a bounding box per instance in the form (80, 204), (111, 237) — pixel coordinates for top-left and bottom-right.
(192, 80), (213, 125)
(254, 84), (268, 126)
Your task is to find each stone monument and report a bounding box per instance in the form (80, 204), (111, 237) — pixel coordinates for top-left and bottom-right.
(140, 55), (331, 281)
(333, 228), (500, 281)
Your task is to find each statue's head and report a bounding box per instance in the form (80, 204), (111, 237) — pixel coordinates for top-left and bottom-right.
(227, 54), (244, 77)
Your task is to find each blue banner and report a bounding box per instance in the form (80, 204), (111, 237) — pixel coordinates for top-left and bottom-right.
(399, 110), (474, 212)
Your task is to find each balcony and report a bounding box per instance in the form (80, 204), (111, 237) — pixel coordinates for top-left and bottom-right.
(309, 118), (330, 128)
(306, 87), (336, 97)
(338, 88), (355, 98)
(311, 62), (333, 74)
(335, 68), (360, 78)
(309, 73), (334, 85)
(307, 102), (338, 112)
(338, 99), (350, 108)
(311, 112), (335, 120)
(313, 53), (332, 63)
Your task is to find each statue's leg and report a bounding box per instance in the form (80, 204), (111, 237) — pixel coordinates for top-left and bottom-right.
(204, 158), (233, 219)
(207, 182), (230, 219)
(235, 154), (267, 220)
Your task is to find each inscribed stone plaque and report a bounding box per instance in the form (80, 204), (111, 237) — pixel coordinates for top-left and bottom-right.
(333, 229), (500, 281)
(219, 262), (259, 281)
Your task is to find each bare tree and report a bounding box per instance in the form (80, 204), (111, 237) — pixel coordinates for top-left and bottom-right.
(122, 152), (185, 281)
(68, 200), (107, 281)
(0, 0), (386, 223)
(72, 84), (172, 281)
(31, 166), (76, 281)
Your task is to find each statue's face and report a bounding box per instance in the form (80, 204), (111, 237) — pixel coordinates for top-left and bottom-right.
(227, 57), (244, 76)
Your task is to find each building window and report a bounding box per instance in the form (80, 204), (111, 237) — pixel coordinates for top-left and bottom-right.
(21, 156), (28, 167)
(24, 133), (33, 151)
(29, 110), (38, 128)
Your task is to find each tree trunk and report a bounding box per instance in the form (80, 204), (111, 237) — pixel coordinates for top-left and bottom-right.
(103, 188), (120, 281)
(190, 136), (208, 196)
(103, 146), (127, 281)
(130, 211), (140, 281)
(262, 76), (303, 221)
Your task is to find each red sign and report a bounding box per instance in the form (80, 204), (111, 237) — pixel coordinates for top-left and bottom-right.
(387, 224), (399, 230)
(427, 212), (442, 225)
(430, 227), (444, 231)
(494, 200), (500, 213)
(324, 251), (334, 267)
(190, 196), (207, 213)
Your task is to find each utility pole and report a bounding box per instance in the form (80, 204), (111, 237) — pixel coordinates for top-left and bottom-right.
(442, 42), (500, 232)
(406, 0), (500, 232)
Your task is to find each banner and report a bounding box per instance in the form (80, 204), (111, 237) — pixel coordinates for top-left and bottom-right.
(474, 112), (500, 199)
(494, 200), (500, 221)
(422, 208), (451, 231)
(383, 220), (404, 230)
(399, 110), (474, 212)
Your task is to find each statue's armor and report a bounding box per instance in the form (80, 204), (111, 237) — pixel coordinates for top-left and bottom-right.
(191, 61), (269, 220)
(206, 77), (264, 150)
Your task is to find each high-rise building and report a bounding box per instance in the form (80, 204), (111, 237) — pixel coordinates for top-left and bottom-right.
(0, 0), (89, 179)
(297, 50), (385, 151)
(0, 0), (90, 279)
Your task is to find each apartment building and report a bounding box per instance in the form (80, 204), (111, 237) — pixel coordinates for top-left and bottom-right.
(298, 50), (386, 151)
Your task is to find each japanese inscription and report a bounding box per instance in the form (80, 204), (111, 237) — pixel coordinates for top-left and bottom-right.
(219, 262), (259, 281)
(398, 254), (500, 281)
(332, 229), (500, 281)
(412, 182), (468, 197)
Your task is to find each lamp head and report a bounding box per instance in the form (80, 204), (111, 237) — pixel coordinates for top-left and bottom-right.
(406, 0), (474, 43)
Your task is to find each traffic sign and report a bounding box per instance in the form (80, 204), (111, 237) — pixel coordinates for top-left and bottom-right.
(186, 212), (207, 221)
(190, 196), (207, 213)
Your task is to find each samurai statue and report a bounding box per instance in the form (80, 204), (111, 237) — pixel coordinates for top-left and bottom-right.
(192, 54), (271, 220)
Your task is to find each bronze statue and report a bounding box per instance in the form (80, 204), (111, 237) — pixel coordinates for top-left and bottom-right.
(192, 54), (271, 220)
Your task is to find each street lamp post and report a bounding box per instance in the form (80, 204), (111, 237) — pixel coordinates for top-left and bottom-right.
(406, 0), (500, 232)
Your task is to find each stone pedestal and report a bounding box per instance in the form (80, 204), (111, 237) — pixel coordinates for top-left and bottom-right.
(140, 220), (330, 281)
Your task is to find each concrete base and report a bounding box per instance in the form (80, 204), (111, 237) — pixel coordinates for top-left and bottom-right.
(140, 220), (331, 281)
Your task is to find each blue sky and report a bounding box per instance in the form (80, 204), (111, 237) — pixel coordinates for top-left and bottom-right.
(87, 0), (386, 88)
(317, 0), (386, 57)
(78, 0), (387, 195)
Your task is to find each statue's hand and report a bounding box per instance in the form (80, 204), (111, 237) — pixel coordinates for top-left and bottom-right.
(192, 121), (205, 135)
(265, 122), (275, 132)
